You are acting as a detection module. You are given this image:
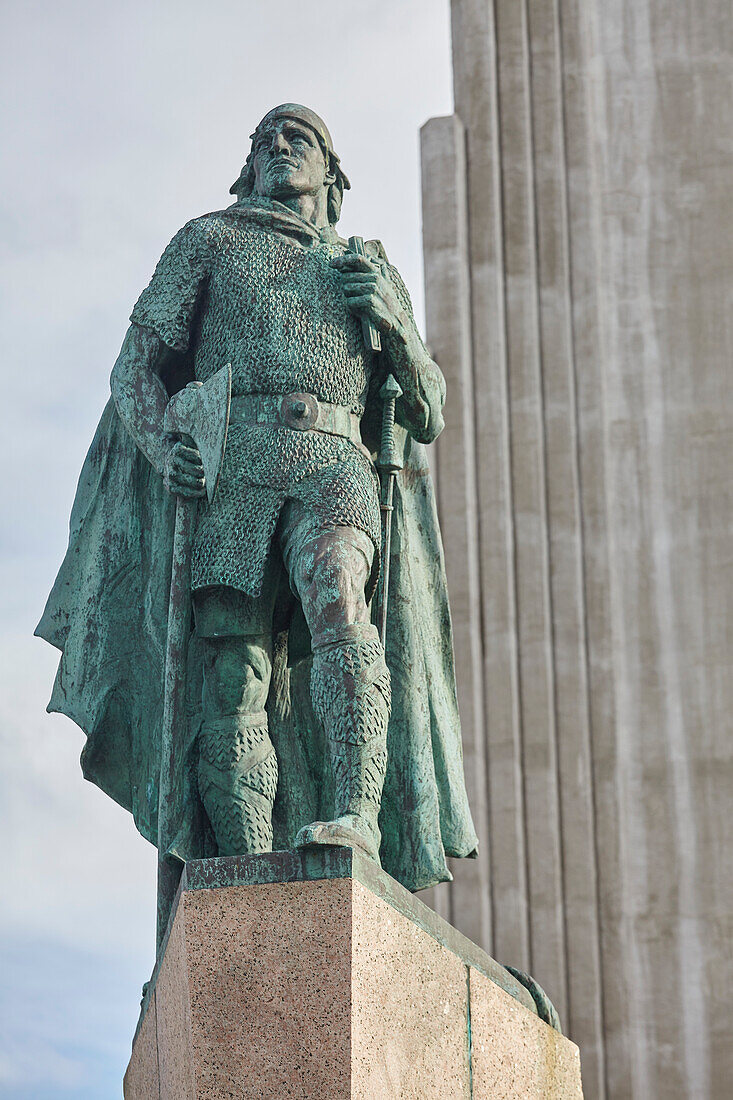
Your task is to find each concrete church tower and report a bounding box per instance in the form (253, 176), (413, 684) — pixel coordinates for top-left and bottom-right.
(420, 0), (732, 1096)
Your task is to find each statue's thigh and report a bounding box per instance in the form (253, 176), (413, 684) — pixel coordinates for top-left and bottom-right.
(193, 583), (278, 715)
(279, 501), (374, 636)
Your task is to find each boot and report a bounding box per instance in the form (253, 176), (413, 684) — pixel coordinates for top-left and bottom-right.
(295, 623), (391, 863)
(198, 711), (278, 856)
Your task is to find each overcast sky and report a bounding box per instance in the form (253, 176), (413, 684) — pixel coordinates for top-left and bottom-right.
(0, 0), (453, 1095)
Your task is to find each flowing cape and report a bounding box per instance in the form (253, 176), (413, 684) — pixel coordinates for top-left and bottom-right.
(36, 402), (478, 892)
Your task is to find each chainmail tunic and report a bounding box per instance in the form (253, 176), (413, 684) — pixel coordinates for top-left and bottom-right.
(131, 200), (386, 595)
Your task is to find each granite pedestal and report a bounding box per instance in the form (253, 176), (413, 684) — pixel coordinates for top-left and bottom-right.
(124, 850), (583, 1098)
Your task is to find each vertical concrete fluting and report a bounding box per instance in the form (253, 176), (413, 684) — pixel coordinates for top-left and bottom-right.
(421, 115), (491, 946)
(421, 0), (733, 1096)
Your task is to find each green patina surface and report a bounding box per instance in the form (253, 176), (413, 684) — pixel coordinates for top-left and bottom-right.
(37, 104), (478, 906)
(36, 103), (561, 1036)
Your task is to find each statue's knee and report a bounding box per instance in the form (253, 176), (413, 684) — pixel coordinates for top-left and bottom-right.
(295, 536), (371, 632)
(201, 637), (271, 717)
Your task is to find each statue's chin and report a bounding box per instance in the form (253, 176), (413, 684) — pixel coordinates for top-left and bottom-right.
(259, 164), (317, 201)
(266, 185), (299, 200)
(259, 183), (320, 212)
(264, 164), (298, 187)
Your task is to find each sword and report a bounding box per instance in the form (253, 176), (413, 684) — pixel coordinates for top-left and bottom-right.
(345, 238), (398, 641)
(375, 373), (403, 646)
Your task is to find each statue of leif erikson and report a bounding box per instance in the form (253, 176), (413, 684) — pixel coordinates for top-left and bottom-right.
(36, 104), (479, 947)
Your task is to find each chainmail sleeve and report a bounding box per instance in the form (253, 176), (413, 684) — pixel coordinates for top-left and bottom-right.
(130, 218), (212, 353)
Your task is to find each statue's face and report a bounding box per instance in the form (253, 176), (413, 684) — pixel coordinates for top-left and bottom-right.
(252, 117), (331, 200)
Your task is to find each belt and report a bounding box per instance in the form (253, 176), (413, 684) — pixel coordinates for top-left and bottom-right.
(229, 392), (363, 448)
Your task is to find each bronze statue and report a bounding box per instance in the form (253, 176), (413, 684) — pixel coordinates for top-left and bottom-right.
(37, 105), (479, 947)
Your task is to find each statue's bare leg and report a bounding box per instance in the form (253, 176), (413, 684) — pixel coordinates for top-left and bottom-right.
(194, 588), (278, 856)
(283, 512), (391, 863)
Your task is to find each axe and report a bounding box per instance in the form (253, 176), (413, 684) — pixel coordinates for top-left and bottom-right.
(155, 363), (231, 952)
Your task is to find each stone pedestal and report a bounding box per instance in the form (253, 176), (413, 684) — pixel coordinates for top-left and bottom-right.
(124, 850), (583, 1098)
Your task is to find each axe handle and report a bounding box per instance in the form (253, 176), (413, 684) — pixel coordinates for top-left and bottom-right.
(156, 480), (196, 952)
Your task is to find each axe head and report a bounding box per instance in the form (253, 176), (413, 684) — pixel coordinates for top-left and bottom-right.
(163, 364), (232, 504)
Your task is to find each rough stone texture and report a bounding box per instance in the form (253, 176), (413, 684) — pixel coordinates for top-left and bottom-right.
(156, 906), (196, 1099)
(124, 854), (582, 1098)
(421, 0), (733, 1097)
(351, 882), (469, 1098)
(175, 848), (538, 1014)
(123, 991), (159, 1099)
(193, 879), (352, 1098)
(470, 967), (583, 1098)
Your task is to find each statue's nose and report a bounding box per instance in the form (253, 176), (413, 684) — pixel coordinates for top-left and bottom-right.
(271, 131), (289, 154)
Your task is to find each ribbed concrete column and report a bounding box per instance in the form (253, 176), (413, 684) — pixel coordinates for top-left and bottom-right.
(421, 115), (491, 946)
(421, 0), (733, 1097)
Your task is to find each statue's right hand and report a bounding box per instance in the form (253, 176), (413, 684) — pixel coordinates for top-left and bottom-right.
(163, 440), (206, 499)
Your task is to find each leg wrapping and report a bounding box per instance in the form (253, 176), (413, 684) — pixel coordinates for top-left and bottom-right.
(310, 623), (391, 747)
(303, 624), (391, 860)
(198, 711), (277, 856)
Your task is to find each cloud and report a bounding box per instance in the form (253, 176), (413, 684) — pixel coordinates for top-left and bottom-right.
(0, 933), (142, 1099)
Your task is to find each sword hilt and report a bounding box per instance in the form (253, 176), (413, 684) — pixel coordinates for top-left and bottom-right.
(348, 235), (382, 353)
(377, 374), (403, 473)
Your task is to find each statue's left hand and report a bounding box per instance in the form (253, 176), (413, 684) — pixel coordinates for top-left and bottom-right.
(332, 253), (408, 337)
(163, 439), (206, 499)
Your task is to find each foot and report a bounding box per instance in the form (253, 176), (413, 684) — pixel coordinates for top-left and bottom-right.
(294, 816), (381, 863)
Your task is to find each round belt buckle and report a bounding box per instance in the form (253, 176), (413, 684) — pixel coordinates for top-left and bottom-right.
(280, 392), (319, 431)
